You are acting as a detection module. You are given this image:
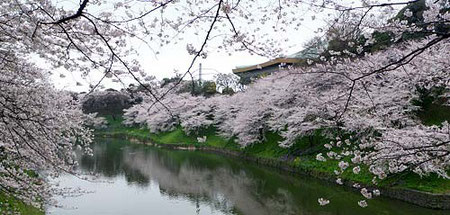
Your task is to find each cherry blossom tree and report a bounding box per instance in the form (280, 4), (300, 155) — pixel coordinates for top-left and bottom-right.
(123, 0), (449, 208)
(0, 52), (94, 208)
(126, 35), (449, 207)
(2, 0), (449, 212)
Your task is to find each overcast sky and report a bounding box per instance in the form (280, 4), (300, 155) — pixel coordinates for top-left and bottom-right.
(48, 0), (403, 92)
(45, 0), (333, 92)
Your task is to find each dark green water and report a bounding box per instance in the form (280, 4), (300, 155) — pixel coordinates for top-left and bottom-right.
(47, 138), (447, 215)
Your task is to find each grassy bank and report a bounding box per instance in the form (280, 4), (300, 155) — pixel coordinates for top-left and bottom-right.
(0, 193), (43, 215)
(96, 116), (450, 195)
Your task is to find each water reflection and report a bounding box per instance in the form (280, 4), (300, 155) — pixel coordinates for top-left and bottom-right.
(50, 138), (447, 215)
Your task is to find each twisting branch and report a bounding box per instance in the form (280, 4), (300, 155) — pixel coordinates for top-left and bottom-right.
(337, 0), (420, 12)
(339, 80), (356, 120)
(80, 14), (173, 115)
(320, 35), (446, 124)
(45, 0), (90, 24)
(38, 7), (99, 67)
(334, 34), (449, 119)
(354, 34), (450, 81)
(151, 0), (224, 110)
(87, 55), (114, 95)
(225, 13), (266, 57)
(108, 0), (175, 23)
(40, 0), (173, 113)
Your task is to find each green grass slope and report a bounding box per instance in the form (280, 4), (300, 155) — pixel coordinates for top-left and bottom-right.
(0, 193), (43, 215)
(96, 115), (450, 194)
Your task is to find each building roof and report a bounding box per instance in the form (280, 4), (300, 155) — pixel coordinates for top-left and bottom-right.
(232, 47), (321, 74)
(232, 57), (304, 74)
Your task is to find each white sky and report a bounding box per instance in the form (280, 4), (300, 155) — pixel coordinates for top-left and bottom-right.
(47, 0), (404, 92)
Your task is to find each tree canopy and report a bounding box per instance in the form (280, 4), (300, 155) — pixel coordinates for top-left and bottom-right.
(0, 0), (449, 211)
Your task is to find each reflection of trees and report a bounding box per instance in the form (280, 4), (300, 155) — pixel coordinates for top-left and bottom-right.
(78, 139), (445, 215)
(123, 149), (302, 215)
(78, 140), (150, 187)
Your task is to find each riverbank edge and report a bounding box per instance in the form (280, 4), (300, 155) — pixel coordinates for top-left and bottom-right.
(99, 133), (450, 210)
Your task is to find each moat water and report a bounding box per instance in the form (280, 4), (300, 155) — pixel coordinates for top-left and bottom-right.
(47, 138), (447, 215)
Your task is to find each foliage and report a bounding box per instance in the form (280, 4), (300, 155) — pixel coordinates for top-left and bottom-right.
(221, 87), (235, 95)
(100, 119), (450, 194)
(0, 53), (93, 208)
(315, 0), (449, 59)
(412, 85), (447, 111)
(124, 0), (450, 207)
(417, 103), (450, 126)
(98, 116), (239, 150)
(81, 90), (134, 118)
(0, 193), (43, 215)
(127, 35), (450, 179)
(171, 80), (217, 96)
(201, 81), (218, 97)
(412, 85), (450, 125)
(2, 0), (450, 211)
(161, 74), (183, 88)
